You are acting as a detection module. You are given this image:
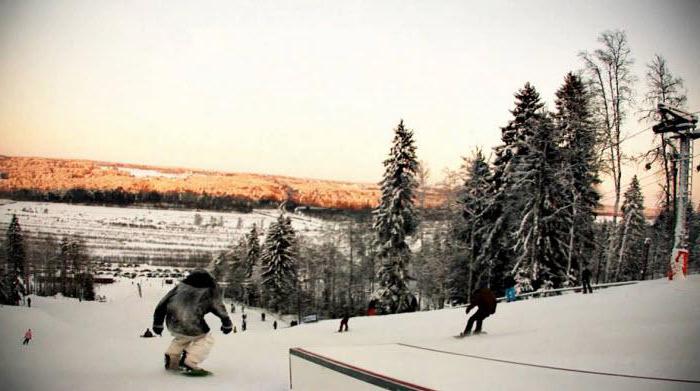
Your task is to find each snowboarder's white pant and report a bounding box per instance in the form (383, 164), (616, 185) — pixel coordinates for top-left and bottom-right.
(166, 333), (214, 368)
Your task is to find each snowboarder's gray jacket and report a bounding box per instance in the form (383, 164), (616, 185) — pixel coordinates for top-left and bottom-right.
(153, 269), (232, 336)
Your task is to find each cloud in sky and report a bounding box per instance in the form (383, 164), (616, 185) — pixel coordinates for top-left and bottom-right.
(1, 0), (699, 205)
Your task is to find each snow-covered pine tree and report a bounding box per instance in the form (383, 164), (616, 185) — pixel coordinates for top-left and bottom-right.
(614, 176), (646, 281)
(241, 224), (261, 305)
(371, 120), (419, 314)
(3, 215), (26, 304)
(244, 224), (261, 279)
(508, 87), (570, 289)
(448, 149), (493, 302)
(260, 214), (297, 313)
(555, 72), (600, 286)
(483, 83), (548, 293)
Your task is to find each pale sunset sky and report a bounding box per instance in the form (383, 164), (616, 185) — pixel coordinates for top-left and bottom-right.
(1, 0), (699, 208)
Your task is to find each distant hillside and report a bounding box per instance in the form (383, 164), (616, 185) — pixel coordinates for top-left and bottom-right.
(0, 156), (445, 211)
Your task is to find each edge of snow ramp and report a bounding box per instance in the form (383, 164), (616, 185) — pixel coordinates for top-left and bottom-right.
(289, 347), (436, 391)
(397, 343), (700, 385)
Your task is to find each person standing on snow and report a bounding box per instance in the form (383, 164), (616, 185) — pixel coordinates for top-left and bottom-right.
(581, 267), (593, 294)
(273, 320), (278, 330)
(152, 269), (232, 373)
(22, 329), (32, 345)
(338, 313), (349, 332)
(504, 275), (517, 302)
(461, 287), (497, 336)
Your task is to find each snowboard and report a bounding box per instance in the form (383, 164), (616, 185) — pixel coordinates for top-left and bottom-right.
(181, 368), (212, 377)
(453, 331), (487, 339)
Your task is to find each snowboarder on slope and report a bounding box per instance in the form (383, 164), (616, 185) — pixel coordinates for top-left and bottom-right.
(338, 313), (349, 332)
(152, 269), (232, 372)
(273, 320), (277, 330)
(22, 329), (32, 345)
(581, 267), (593, 294)
(461, 287), (497, 336)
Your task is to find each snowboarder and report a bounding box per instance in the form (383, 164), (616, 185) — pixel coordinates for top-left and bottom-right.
(461, 287), (497, 336)
(338, 313), (349, 332)
(152, 269), (232, 374)
(27, 297), (31, 308)
(582, 267), (593, 294)
(261, 312), (266, 321)
(504, 275), (517, 302)
(22, 329), (32, 345)
(273, 320), (277, 330)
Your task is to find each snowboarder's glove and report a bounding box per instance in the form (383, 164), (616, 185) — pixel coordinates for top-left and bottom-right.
(221, 325), (232, 335)
(153, 325), (164, 336)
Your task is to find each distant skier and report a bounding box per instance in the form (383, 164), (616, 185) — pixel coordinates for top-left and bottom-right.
(504, 275), (517, 302)
(22, 329), (32, 345)
(582, 267), (593, 294)
(242, 320), (247, 331)
(231, 303), (236, 313)
(261, 312), (266, 321)
(152, 269), (232, 374)
(27, 297), (32, 308)
(461, 287), (497, 337)
(338, 313), (349, 332)
(367, 300), (377, 316)
(273, 320), (278, 330)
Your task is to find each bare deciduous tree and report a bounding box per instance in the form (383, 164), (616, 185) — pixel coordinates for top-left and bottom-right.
(579, 30), (636, 281)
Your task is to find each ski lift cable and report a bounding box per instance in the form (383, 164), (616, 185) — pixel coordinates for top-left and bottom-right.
(596, 167), (666, 200)
(597, 150), (700, 201)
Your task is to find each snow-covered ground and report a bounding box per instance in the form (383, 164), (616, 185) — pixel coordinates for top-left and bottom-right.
(0, 200), (326, 260)
(1, 276), (698, 390)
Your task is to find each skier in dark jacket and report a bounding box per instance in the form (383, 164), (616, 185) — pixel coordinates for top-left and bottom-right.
(152, 269), (232, 372)
(338, 313), (349, 332)
(461, 287), (497, 336)
(581, 268), (593, 294)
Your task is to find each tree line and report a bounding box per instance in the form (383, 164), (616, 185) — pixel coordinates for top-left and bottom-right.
(0, 187), (262, 213)
(1, 215), (96, 304)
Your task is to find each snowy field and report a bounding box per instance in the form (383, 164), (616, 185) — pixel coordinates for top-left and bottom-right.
(0, 200), (326, 260)
(1, 276), (699, 390)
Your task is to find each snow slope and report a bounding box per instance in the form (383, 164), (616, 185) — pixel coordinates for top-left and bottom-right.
(1, 276), (699, 390)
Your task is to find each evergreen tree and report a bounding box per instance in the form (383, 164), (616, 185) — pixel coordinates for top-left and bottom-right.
(371, 120), (419, 314)
(244, 224), (261, 279)
(614, 176), (646, 281)
(260, 214), (297, 313)
(511, 110), (570, 289)
(449, 149), (493, 302)
(2, 215), (26, 304)
(555, 72), (600, 285)
(484, 84), (546, 290)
